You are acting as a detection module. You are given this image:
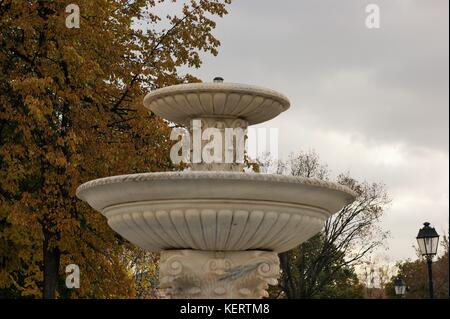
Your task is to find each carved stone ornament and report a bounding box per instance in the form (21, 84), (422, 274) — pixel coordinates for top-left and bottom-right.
(159, 250), (280, 299)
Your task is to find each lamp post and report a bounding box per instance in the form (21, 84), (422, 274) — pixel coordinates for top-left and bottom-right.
(394, 277), (406, 298)
(416, 222), (439, 299)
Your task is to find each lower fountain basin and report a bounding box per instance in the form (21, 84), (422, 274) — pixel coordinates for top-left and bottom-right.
(76, 172), (356, 252)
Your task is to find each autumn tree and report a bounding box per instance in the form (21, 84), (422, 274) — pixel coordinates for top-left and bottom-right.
(260, 150), (390, 299)
(0, 0), (231, 298)
(120, 247), (160, 299)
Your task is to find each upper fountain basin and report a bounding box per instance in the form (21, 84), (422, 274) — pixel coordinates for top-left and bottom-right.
(143, 82), (291, 126)
(76, 172), (356, 253)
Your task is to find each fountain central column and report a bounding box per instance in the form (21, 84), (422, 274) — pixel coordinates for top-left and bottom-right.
(189, 117), (248, 172)
(160, 80), (280, 298)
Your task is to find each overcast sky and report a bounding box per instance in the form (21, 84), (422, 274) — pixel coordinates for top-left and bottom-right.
(186, 0), (449, 263)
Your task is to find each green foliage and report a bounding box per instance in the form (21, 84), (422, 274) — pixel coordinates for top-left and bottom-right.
(276, 233), (365, 299)
(385, 233), (449, 299)
(266, 150), (389, 299)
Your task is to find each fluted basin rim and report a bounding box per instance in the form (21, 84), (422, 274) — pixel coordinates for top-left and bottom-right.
(77, 171), (355, 195)
(143, 82), (290, 109)
(76, 171), (357, 252)
(76, 171), (357, 211)
(143, 82), (291, 125)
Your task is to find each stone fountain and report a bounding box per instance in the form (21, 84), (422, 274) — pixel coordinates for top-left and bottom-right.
(76, 78), (356, 299)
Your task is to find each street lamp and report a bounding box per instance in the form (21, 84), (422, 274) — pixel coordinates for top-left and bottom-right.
(394, 277), (406, 298)
(416, 222), (440, 299)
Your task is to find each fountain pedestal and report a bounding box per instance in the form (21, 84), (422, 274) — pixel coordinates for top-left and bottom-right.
(160, 250), (279, 299)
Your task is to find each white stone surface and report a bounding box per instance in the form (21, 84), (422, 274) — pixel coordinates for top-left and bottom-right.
(188, 117), (249, 172)
(76, 81), (358, 299)
(143, 82), (291, 126)
(159, 250), (279, 299)
(76, 171), (356, 252)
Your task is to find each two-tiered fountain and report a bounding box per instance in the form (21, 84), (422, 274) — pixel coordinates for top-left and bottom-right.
(76, 78), (355, 298)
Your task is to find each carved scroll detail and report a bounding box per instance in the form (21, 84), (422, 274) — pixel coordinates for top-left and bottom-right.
(159, 250), (280, 299)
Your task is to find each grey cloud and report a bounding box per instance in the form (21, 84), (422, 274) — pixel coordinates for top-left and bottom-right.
(188, 0), (449, 260)
(196, 0), (448, 151)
